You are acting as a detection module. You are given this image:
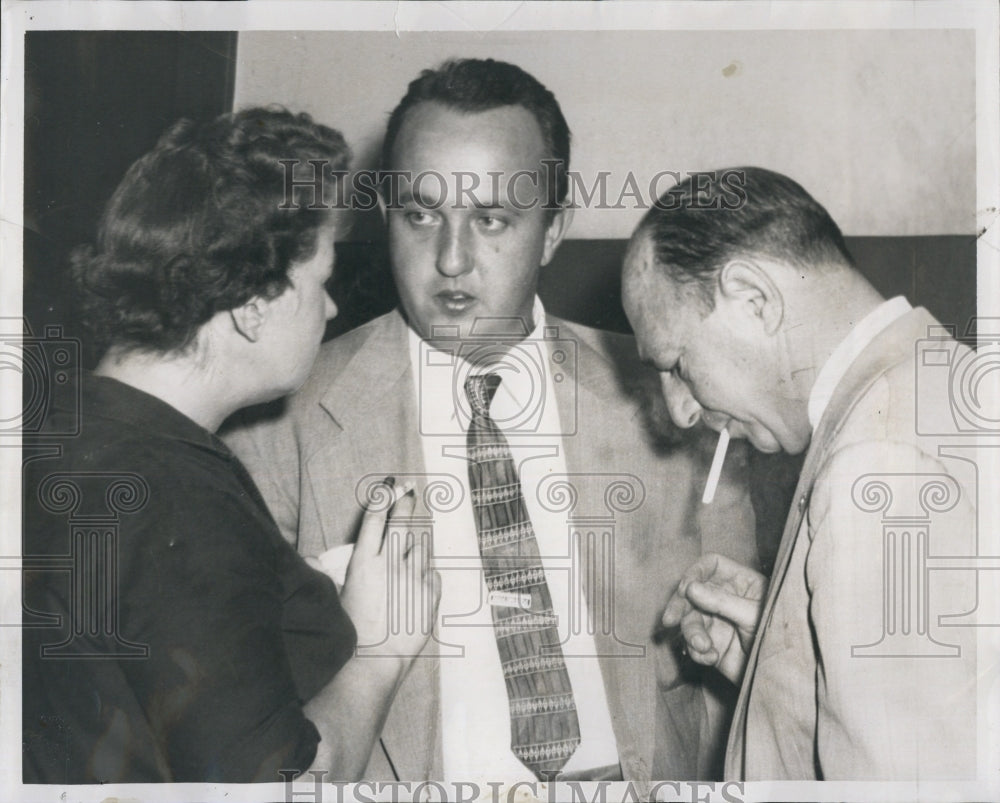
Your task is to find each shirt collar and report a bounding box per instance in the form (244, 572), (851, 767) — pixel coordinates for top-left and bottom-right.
(807, 296), (912, 430)
(406, 296), (549, 428)
(406, 296), (547, 359)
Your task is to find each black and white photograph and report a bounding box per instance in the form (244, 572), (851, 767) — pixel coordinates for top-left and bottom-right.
(2, 3), (998, 802)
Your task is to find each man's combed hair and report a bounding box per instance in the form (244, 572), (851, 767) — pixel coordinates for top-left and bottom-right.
(71, 106), (350, 356)
(381, 58), (571, 207)
(638, 167), (855, 310)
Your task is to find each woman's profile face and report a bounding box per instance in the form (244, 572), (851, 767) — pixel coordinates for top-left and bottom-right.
(262, 224), (339, 395)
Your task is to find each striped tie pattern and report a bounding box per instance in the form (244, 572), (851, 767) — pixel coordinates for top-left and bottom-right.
(465, 373), (580, 779)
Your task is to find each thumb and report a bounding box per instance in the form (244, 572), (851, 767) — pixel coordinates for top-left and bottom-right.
(686, 580), (762, 633)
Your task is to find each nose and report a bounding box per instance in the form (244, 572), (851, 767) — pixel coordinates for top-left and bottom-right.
(435, 222), (473, 277)
(660, 372), (702, 429)
(325, 293), (338, 321)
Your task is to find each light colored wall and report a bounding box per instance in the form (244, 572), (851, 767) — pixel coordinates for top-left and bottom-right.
(235, 29), (975, 238)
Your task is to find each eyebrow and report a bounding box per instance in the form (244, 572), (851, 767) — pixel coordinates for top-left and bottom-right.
(395, 186), (520, 214)
(469, 198), (506, 211)
(395, 186), (431, 207)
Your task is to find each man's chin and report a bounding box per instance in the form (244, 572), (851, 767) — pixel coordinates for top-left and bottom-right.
(753, 433), (812, 456)
(754, 443), (784, 454)
(405, 312), (471, 345)
(746, 430), (784, 454)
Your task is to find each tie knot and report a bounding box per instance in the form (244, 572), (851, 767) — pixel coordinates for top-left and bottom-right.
(465, 373), (502, 418)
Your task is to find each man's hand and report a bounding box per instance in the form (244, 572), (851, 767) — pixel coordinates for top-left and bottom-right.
(662, 553), (767, 685)
(339, 480), (441, 671)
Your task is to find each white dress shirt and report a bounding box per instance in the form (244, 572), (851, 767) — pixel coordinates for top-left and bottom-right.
(407, 297), (619, 782)
(807, 296), (912, 430)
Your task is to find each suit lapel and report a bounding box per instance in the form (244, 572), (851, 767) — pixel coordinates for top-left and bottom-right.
(724, 308), (936, 778)
(316, 310), (414, 448)
(309, 310), (425, 542)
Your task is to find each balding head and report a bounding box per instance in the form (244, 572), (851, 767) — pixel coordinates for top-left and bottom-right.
(632, 166), (856, 314)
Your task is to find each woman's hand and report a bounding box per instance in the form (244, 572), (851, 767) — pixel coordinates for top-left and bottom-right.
(662, 552), (768, 685)
(339, 479), (441, 674)
(305, 481), (440, 778)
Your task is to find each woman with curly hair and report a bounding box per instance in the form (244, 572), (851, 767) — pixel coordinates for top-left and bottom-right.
(22, 107), (438, 784)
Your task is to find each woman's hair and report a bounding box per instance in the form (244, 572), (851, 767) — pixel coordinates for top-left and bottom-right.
(71, 106), (350, 356)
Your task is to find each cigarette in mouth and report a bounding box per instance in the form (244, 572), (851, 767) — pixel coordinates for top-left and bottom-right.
(701, 427), (730, 505)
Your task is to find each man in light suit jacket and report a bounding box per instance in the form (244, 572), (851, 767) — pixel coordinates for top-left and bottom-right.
(624, 167), (982, 781)
(225, 59), (757, 784)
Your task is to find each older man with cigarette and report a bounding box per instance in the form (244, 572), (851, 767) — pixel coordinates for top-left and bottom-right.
(623, 166), (980, 780)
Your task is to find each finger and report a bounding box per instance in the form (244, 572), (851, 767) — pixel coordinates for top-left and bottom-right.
(666, 554), (721, 608)
(389, 484), (416, 522)
(686, 580), (762, 632)
(661, 590), (692, 628)
(686, 645), (720, 667)
(429, 568), (442, 607)
(696, 553), (765, 592)
(403, 526), (415, 561)
(422, 568), (442, 632)
(356, 479), (395, 558)
(405, 536), (428, 575)
(663, 552), (736, 628)
(679, 553), (722, 584)
(679, 607), (714, 656)
(416, 531), (432, 575)
(404, 534), (420, 634)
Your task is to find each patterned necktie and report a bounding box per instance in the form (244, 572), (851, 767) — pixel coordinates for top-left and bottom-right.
(465, 373), (580, 779)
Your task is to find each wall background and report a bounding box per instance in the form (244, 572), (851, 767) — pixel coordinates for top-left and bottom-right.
(23, 32), (237, 358)
(235, 29), (976, 238)
(23, 30), (978, 364)
(20, 27), (980, 578)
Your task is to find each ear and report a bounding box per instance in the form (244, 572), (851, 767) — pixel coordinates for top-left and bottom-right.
(540, 205), (574, 267)
(229, 298), (267, 343)
(717, 258), (784, 335)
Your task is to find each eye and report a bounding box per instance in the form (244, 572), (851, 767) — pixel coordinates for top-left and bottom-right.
(476, 214), (508, 233)
(661, 360), (686, 382)
(405, 210), (438, 227)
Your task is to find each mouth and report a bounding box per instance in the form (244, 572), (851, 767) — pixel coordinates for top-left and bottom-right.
(435, 291), (477, 313)
(702, 412), (731, 434)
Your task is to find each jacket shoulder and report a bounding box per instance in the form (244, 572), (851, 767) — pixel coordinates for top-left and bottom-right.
(221, 310), (401, 439)
(549, 317), (647, 374)
(291, 311), (401, 408)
